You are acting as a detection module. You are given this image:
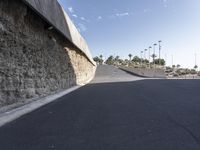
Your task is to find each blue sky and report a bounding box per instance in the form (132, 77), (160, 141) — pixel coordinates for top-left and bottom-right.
(58, 0), (200, 68)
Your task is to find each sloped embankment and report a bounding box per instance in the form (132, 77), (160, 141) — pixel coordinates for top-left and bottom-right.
(119, 66), (166, 78)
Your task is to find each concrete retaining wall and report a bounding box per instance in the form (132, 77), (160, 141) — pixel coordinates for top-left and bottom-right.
(22, 0), (95, 65)
(0, 0), (96, 107)
(120, 66), (166, 78)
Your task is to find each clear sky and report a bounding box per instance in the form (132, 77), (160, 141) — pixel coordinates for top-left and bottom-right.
(58, 0), (200, 68)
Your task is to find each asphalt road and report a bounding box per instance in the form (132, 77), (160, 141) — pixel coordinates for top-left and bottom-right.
(1, 65), (200, 150)
(91, 65), (142, 83)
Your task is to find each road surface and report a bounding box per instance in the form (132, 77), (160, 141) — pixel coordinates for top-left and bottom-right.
(0, 65), (200, 150)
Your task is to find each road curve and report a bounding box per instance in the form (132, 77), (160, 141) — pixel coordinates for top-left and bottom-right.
(0, 65), (200, 150)
(91, 65), (142, 83)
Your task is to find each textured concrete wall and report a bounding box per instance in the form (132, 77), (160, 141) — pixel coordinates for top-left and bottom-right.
(0, 0), (95, 107)
(21, 0), (95, 65)
(120, 66), (166, 78)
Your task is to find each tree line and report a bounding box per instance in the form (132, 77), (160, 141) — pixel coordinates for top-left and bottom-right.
(93, 54), (165, 67)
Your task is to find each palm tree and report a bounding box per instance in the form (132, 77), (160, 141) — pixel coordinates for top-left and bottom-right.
(128, 54), (133, 61)
(99, 55), (103, 59)
(114, 56), (120, 65)
(128, 54), (132, 66)
(151, 54), (157, 62)
(194, 65), (198, 70)
(140, 51), (143, 66)
(115, 55), (119, 60)
(99, 55), (103, 64)
(105, 55), (114, 65)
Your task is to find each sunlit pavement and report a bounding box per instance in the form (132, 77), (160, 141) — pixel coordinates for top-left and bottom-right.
(0, 65), (200, 150)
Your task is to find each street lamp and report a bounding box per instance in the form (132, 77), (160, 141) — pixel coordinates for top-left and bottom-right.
(194, 53), (198, 71)
(141, 51), (143, 67)
(144, 49), (148, 68)
(195, 53), (197, 67)
(153, 43), (157, 57)
(149, 46), (152, 68)
(144, 49), (148, 60)
(158, 40), (162, 66)
(153, 43), (157, 68)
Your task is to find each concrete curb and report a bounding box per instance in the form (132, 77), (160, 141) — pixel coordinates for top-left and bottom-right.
(0, 85), (82, 127)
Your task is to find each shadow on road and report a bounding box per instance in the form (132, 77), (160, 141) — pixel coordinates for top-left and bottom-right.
(0, 79), (200, 150)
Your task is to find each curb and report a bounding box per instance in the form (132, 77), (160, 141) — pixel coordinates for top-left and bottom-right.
(0, 85), (82, 127)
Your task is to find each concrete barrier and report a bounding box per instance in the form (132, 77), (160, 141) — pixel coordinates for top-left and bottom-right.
(22, 0), (95, 65)
(120, 66), (166, 78)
